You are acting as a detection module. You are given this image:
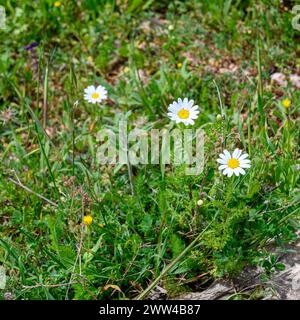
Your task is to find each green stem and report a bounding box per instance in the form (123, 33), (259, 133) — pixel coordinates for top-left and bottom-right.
(135, 214), (217, 300)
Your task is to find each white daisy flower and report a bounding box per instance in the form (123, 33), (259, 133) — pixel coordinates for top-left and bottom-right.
(167, 98), (199, 126)
(84, 85), (107, 104)
(217, 148), (251, 177)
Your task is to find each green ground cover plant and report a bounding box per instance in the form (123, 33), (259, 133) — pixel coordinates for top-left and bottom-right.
(0, 0), (299, 300)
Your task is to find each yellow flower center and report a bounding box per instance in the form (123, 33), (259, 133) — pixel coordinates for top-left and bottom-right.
(92, 92), (99, 99)
(83, 215), (93, 226)
(282, 99), (291, 108)
(227, 158), (239, 169)
(177, 109), (189, 119)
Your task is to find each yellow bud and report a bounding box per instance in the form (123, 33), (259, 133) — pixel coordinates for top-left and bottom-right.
(177, 62), (182, 68)
(54, 1), (61, 7)
(216, 114), (223, 121)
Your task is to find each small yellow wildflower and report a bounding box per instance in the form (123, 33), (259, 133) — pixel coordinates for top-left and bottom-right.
(83, 215), (93, 226)
(282, 98), (291, 108)
(177, 62), (182, 68)
(54, 1), (61, 7)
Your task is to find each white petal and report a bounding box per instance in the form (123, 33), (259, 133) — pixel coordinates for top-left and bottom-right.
(182, 99), (193, 110)
(169, 103), (180, 113)
(233, 148), (242, 159)
(190, 105), (199, 112)
(183, 119), (193, 126)
(238, 153), (249, 161)
(240, 163), (251, 168)
(239, 159), (251, 164)
(188, 100), (194, 107)
(223, 150), (231, 160)
(233, 168), (240, 176)
(223, 168), (230, 176)
(227, 169), (234, 177)
(226, 168), (234, 176)
(232, 148), (240, 158)
(101, 92), (107, 99)
(167, 112), (177, 120)
(96, 85), (106, 92)
(237, 167), (246, 175)
(219, 153), (227, 160)
(218, 164), (228, 171)
(85, 85), (95, 94)
(217, 158), (228, 165)
(189, 111), (199, 120)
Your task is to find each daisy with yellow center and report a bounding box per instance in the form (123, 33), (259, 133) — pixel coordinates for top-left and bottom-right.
(217, 149), (251, 177)
(83, 215), (93, 226)
(167, 98), (200, 126)
(84, 85), (107, 104)
(282, 98), (291, 108)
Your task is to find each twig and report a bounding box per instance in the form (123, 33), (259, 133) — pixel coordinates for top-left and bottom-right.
(8, 177), (58, 207)
(23, 281), (79, 289)
(65, 224), (85, 300)
(65, 197), (86, 300)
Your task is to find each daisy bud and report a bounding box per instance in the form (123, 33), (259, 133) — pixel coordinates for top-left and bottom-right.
(216, 114), (223, 121)
(197, 199), (204, 206)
